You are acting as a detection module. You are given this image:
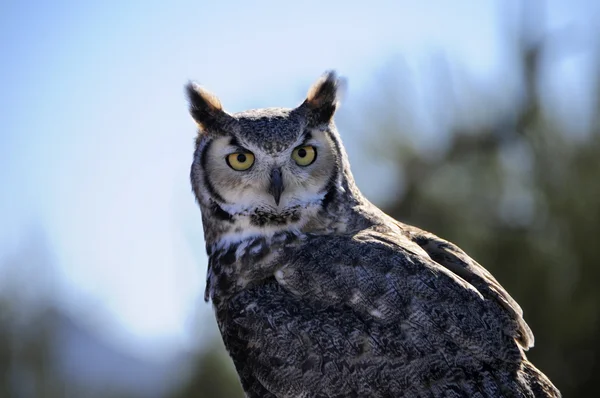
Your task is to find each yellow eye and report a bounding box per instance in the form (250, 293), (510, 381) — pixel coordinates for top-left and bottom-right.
(226, 152), (255, 171)
(292, 145), (317, 166)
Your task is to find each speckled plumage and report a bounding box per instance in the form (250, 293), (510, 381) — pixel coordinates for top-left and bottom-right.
(186, 71), (560, 397)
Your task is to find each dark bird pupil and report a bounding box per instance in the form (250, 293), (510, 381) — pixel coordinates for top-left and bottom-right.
(298, 148), (307, 158)
(237, 154), (247, 163)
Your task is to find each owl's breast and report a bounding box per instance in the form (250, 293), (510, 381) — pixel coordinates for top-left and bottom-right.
(206, 231), (306, 306)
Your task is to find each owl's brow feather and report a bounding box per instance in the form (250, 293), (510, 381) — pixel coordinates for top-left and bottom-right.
(227, 137), (251, 153)
(231, 129), (314, 155)
(299, 131), (313, 146)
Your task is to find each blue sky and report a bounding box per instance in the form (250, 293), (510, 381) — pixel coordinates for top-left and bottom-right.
(0, 0), (597, 361)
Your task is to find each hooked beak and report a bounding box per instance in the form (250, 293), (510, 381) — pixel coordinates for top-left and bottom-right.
(269, 168), (284, 206)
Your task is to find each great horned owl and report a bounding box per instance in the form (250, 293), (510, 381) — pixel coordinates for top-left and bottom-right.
(186, 71), (560, 397)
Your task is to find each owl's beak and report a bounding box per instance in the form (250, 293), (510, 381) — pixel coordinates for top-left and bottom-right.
(269, 168), (284, 206)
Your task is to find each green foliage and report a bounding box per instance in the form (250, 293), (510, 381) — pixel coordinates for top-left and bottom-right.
(170, 339), (244, 398)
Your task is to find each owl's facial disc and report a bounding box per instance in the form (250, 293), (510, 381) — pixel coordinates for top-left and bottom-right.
(201, 129), (336, 227)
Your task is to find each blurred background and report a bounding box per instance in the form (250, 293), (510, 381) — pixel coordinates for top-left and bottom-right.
(1, 0), (599, 396)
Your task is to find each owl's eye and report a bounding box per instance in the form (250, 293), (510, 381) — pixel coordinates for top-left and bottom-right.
(226, 152), (255, 171)
(292, 145), (317, 166)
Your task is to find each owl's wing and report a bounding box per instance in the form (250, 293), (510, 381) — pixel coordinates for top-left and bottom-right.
(402, 224), (534, 349)
(234, 228), (543, 397)
(274, 229), (527, 354)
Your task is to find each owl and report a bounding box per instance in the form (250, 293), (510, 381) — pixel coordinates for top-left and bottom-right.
(186, 71), (560, 397)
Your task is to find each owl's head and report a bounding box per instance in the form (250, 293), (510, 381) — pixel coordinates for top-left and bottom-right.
(187, 71), (359, 245)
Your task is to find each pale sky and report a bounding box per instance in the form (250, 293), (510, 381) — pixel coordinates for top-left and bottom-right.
(0, 0), (597, 361)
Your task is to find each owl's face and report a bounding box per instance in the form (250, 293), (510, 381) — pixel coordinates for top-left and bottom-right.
(187, 71), (349, 243)
(198, 115), (338, 216)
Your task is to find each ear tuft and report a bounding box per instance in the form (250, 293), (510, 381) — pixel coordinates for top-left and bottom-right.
(185, 81), (226, 131)
(304, 70), (346, 123)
